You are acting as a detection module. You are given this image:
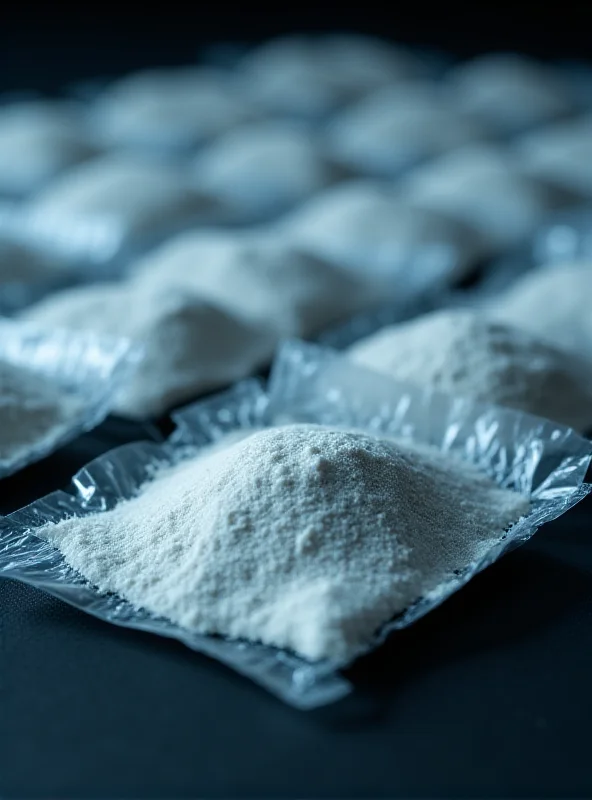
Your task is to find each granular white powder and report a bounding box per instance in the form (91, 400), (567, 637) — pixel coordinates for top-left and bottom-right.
(0, 358), (80, 463)
(280, 181), (487, 282)
(444, 54), (573, 135)
(399, 144), (568, 251)
(491, 262), (592, 361)
(349, 309), (592, 431)
(40, 424), (529, 662)
(325, 83), (487, 177)
(134, 230), (384, 337)
(22, 280), (275, 419)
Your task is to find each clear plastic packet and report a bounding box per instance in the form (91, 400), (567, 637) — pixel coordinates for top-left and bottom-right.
(1, 340), (591, 708)
(0, 319), (142, 477)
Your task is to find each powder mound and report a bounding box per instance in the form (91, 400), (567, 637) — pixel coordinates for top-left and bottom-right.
(22, 280), (275, 418)
(349, 309), (592, 431)
(42, 424), (528, 662)
(490, 262), (592, 361)
(134, 230), (382, 337)
(0, 358), (80, 462)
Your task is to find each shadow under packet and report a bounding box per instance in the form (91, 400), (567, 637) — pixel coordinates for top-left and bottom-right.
(0, 318), (142, 478)
(0, 339), (590, 709)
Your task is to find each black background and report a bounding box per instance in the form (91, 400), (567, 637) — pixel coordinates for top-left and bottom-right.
(2, 3), (592, 93)
(2, 4), (592, 797)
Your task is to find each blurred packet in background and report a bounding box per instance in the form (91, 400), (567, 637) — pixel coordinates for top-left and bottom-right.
(325, 81), (489, 178)
(237, 34), (432, 120)
(0, 99), (99, 198)
(90, 67), (256, 153)
(443, 53), (576, 137)
(278, 180), (489, 289)
(2, 153), (225, 272)
(0, 319), (141, 477)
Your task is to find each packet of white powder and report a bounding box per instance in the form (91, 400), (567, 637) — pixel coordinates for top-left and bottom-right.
(279, 180), (488, 287)
(90, 67), (256, 153)
(0, 340), (589, 708)
(325, 82), (489, 178)
(444, 54), (574, 137)
(0, 319), (141, 477)
(10, 153), (223, 269)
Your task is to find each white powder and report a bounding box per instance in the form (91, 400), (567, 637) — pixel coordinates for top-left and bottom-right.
(0, 101), (97, 196)
(92, 67), (255, 150)
(21, 280), (275, 419)
(133, 229), (384, 337)
(490, 262), (592, 361)
(515, 115), (592, 199)
(239, 35), (426, 118)
(192, 121), (337, 220)
(21, 154), (217, 263)
(325, 83), (487, 177)
(0, 358), (80, 464)
(444, 54), (573, 135)
(280, 181), (487, 282)
(40, 424), (528, 662)
(399, 144), (568, 251)
(349, 309), (592, 431)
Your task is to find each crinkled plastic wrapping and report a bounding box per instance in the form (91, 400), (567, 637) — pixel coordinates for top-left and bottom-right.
(0, 320), (142, 477)
(1, 341), (591, 709)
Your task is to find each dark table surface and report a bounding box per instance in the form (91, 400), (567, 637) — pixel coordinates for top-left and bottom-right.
(1, 418), (592, 799)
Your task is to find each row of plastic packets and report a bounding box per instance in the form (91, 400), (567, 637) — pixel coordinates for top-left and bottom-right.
(1, 340), (591, 709)
(0, 319), (142, 477)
